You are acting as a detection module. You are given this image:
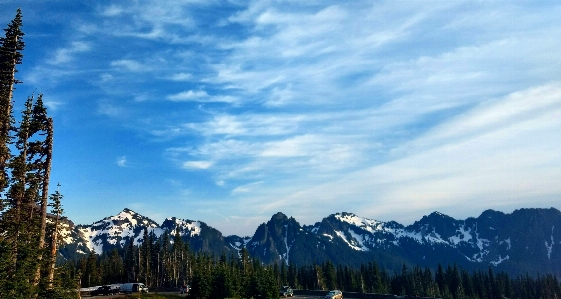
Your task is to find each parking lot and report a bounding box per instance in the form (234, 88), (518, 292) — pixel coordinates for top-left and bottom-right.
(86, 294), (322, 298)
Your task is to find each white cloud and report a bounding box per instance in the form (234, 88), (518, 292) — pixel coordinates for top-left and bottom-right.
(97, 100), (123, 118)
(167, 90), (240, 103)
(40, 95), (64, 112)
(101, 5), (124, 17)
(242, 84), (561, 225)
(187, 113), (307, 137)
(116, 156), (127, 167)
(232, 181), (263, 194)
(98, 1), (201, 41)
(49, 41), (90, 65)
(23, 0), (561, 236)
(110, 59), (148, 72)
(167, 90), (208, 101)
(182, 160), (213, 169)
(392, 84), (561, 157)
(168, 72), (193, 81)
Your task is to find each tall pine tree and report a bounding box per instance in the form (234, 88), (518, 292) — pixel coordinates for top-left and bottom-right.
(0, 8), (23, 195)
(0, 10), (65, 297)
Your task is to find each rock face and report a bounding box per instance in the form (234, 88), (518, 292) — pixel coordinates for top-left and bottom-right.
(58, 207), (561, 276)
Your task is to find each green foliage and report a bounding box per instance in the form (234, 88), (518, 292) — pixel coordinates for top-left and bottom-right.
(0, 9), (70, 297)
(0, 8), (23, 193)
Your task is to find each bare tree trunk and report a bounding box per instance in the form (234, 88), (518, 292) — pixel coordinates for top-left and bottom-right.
(145, 250), (149, 285)
(136, 247), (142, 282)
(33, 117), (53, 287)
(47, 202), (60, 287)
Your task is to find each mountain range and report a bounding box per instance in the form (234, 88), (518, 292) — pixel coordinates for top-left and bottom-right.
(58, 207), (561, 276)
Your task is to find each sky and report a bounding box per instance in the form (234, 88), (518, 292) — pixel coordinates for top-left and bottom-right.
(1, 0), (561, 237)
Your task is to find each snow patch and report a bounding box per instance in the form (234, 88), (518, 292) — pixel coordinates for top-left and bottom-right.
(490, 255), (509, 266)
(499, 238), (511, 250)
(545, 226), (555, 260)
(448, 225), (472, 245)
(335, 213), (384, 233)
(335, 230), (358, 250)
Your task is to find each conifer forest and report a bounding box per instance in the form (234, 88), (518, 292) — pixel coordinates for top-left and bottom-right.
(74, 228), (561, 299)
(1, 8), (561, 299)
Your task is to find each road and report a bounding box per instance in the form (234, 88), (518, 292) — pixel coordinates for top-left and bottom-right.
(87, 294), (323, 299)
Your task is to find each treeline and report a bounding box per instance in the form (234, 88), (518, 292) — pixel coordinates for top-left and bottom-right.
(71, 227), (561, 299)
(75, 228), (279, 298)
(0, 9), (75, 299)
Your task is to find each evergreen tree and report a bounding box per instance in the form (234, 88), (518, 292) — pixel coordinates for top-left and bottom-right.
(160, 230), (171, 286)
(30, 95), (54, 290)
(171, 227), (183, 287)
(140, 227), (150, 285)
(0, 10), (64, 297)
(105, 248), (124, 284)
(124, 240), (135, 282)
(0, 8), (24, 193)
(435, 263), (446, 295)
(190, 253), (212, 298)
(280, 260), (287, 286)
(0, 94), (45, 298)
(210, 254), (234, 298)
(448, 264), (462, 299)
(371, 261), (384, 293)
(460, 269), (474, 299)
(45, 187), (63, 288)
(322, 260), (337, 290)
(288, 262), (297, 288)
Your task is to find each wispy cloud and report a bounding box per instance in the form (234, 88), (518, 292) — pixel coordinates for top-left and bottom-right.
(40, 95), (64, 112)
(101, 4), (124, 17)
(110, 59), (150, 72)
(48, 41), (90, 65)
(182, 160), (213, 170)
(240, 84), (561, 226)
(97, 100), (124, 118)
(168, 90), (209, 101)
(167, 90), (238, 104)
(116, 156), (127, 167)
(232, 181), (263, 194)
(14, 0), (561, 235)
(168, 72), (192, 82)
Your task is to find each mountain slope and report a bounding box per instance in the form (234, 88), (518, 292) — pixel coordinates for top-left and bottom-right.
(60, 208), (234, 257)
(58, 207), (561, 276)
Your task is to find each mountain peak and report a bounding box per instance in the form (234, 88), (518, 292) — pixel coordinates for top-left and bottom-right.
(271, 212), (288, 221)
(337, 212), (357, 217)
(479, 209), (505, 218)
(122, 207), (136, 214)
(421, 211), (456, 222)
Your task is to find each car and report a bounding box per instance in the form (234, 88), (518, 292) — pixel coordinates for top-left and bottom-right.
(121, 282), (149, 294)
(279, 286), (293, 297)
(90, 285), (114, 296)
(324, 289), (343, 299)
(180, 285), (190, 294)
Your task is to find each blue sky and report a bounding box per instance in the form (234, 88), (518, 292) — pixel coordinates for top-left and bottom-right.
(2, 0), (561, 236)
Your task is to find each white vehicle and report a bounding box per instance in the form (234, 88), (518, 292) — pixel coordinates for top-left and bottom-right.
(121, 282), (149, 294)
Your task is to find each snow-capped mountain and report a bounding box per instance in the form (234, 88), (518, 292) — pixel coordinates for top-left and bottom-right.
(76, 208), (161, 254)
(58, 207), (561, 276)
(60, 208), (234, 258)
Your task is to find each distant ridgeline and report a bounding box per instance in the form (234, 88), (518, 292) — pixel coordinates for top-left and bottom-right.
(58, 207), (561, 277)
